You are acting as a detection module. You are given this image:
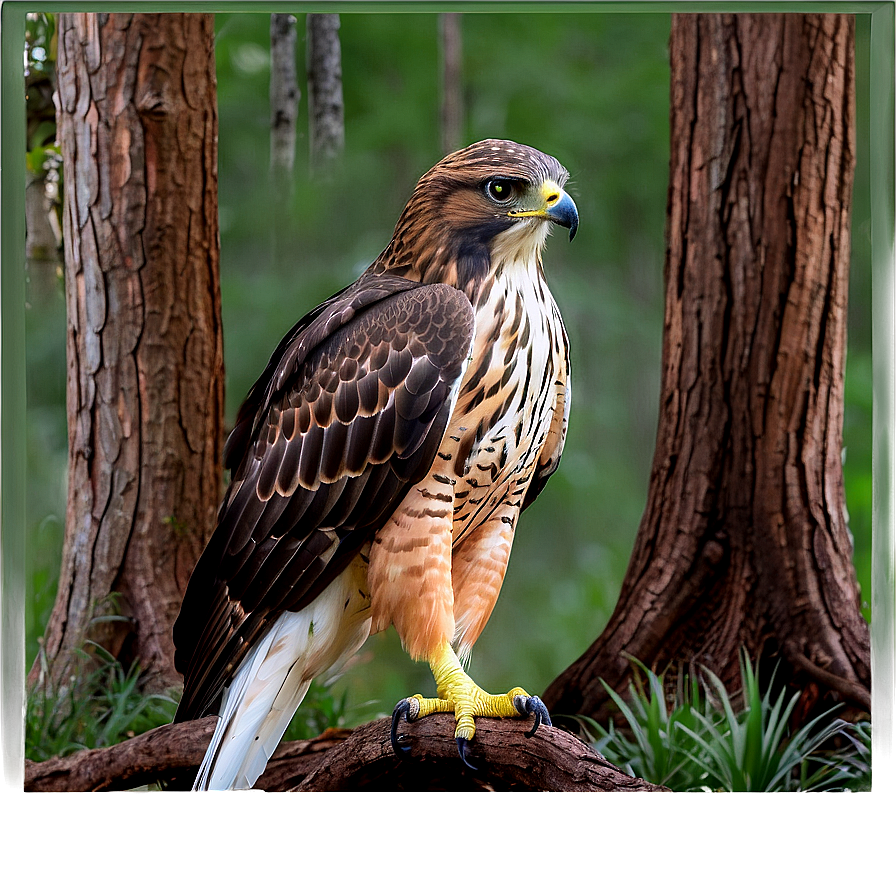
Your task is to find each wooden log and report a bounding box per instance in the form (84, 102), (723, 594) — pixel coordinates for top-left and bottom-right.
(24, 716), (668, 792)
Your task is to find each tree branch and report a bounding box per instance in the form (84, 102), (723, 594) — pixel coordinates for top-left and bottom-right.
(25, 717), (217, 792)
(24, 715), (668, 792)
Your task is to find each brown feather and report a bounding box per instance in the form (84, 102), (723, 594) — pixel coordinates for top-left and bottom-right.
(173, 280), (474, 721)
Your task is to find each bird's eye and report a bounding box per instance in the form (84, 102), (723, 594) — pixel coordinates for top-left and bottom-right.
(484, 178), (516, 204)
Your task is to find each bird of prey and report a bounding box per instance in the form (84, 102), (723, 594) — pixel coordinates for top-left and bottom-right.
(173, 139), (578, 790)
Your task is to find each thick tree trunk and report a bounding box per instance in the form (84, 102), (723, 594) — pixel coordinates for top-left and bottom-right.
(306, 13), (344, 174)
(545, 13), (870, 723)
(24, 716), (668, 792)
(33, 13), (225, 693)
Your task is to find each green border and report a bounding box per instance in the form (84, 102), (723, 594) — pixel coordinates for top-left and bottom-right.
(0, 7), (896, 893)
(1, 0), (28, 791)
(869, 0), (896, 790)
(0, 1), (892, 11)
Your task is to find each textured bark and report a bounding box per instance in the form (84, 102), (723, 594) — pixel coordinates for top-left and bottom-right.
(270, 13), (299, 174)
(306, 13), (344, 174)
(24, 716), (668, 792)
(33, 13), (224, 692)
(439, 13), (464, 155)
(284, 717), (664, 792)
(545, 13), (870, 723)
(25, 717), (218, 792)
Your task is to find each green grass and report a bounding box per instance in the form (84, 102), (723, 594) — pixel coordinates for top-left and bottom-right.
(25, 646), (179, 762)
(575, 653), (871, 792)
(25, 644), (368, 764)
(280, 677), (376, 742)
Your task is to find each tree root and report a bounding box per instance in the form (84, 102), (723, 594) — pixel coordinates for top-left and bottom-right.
(789, 650), (871, 710)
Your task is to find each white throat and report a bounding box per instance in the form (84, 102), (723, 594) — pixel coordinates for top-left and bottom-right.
(489, 218), (552, 272)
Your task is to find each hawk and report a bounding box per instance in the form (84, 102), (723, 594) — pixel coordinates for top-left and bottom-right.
(173, 139), (578, 789)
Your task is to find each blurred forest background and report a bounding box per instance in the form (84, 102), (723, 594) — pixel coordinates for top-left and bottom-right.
(23, 11), (872, 726)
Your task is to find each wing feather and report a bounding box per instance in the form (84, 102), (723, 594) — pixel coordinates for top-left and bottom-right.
(320, 420), (350, 481)
(174, 276), (474, 721)
(334, 379), (360, 424)
(256, 433), (286, 502)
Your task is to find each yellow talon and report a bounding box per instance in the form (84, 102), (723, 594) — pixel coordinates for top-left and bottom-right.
(389, 642), (552, 764)
(410, 695), (452, 718)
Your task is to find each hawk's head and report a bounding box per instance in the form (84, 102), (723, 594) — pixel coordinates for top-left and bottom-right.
(376, 139), (578, 294)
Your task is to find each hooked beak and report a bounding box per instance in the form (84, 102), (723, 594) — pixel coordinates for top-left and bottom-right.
(508, 180), (579, 241)
(545, 188), (579, 241)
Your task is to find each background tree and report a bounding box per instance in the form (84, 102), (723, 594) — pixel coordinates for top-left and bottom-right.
(31, 12), (225, 693)
(545, 12), (870, 723)
(438, 13), (463, 154)
(306, 13), (344, 175)
(269, 13), (300, 177)
(268, 12), (299, 271)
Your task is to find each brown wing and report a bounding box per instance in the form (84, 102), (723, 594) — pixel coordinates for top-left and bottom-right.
(173, 276), (474, 721)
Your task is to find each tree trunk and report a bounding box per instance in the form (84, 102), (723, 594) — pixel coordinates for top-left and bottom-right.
(33, 13), (225, 693)
(439, 13), (463, 155)
(306, 13), (344, 175)
(545, 13), (870, 724)
(270, 13), (299, 176)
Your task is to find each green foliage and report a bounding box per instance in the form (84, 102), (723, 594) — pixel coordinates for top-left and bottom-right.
(578, 654), (871, 792)
(581, 658), (708, 792)
(843, 346), (873, 623)
(25, 647), (178, 762)
(24, 12), (56, 79)
(25, 640), (375, 762)
(25, 13), (62, 192)
(280, 678), (375, 743)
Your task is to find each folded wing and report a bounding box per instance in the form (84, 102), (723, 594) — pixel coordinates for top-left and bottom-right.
(173, 276), (474, 721)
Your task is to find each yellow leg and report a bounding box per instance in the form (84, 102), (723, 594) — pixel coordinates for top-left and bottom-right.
(390, 642), (552, 767)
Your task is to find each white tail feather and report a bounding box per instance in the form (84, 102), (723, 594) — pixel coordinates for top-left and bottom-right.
(192, 560), (372, 790)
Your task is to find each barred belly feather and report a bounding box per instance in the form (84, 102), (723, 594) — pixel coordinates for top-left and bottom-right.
(367, 246), (569, 663)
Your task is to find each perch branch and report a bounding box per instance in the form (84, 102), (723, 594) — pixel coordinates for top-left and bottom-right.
(25, 715), (667, 792)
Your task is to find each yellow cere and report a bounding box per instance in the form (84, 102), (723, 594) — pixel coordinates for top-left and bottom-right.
(507, 179), (564, 218)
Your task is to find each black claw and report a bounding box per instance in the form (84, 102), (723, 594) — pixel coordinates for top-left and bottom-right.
(514, 695), (553, 738)
(390, 699), (414, 756)
(456, 736), (478, 771)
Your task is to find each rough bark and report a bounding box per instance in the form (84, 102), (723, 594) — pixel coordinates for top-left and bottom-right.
(439, 13), (463, 155)
(306, 13), (344, 174)
(25, 717), (218, 792)
(270, 13), (299, 175)
(24, 716), (668, 792)
(33, 13), (224, 693)
(545, 13), (870, 724)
